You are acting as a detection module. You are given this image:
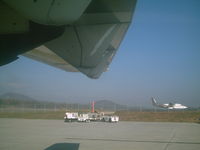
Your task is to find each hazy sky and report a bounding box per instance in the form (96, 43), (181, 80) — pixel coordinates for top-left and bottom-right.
(0, 0), (200, 107)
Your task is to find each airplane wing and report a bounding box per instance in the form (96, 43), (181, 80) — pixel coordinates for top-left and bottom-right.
(0, 0), (137, 79)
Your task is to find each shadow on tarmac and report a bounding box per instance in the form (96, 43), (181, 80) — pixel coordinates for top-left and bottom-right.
(64, 137), (200, 145)
(44, 143), (80, 150)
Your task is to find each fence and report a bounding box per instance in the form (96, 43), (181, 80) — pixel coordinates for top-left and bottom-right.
(0, 103), (140, 112)
(0, 104), (89, 112)
(0, 103), (198, 113)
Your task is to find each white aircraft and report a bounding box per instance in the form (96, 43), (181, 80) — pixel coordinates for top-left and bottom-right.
(0, 0), (137, 79)
(151, 98), (188, 109)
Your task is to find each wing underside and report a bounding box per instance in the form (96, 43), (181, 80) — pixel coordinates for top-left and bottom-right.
(1, 0), (137, 78)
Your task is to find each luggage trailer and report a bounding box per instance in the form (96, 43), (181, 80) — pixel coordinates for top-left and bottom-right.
(64, 112), (78, 122)
(102, 115), (119, 123)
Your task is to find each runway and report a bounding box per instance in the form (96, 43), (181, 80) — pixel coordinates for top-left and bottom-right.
(0, 118), (200, 150)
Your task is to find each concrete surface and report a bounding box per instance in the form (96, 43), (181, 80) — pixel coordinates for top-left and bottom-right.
(0, 118), (200, 150)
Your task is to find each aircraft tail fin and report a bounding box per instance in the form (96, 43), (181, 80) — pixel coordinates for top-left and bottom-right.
(151, 98), (158, 106)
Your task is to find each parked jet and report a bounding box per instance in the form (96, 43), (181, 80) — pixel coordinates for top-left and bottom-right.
(151, 98), (188, 109)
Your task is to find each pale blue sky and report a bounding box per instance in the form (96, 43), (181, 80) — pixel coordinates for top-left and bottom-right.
(0, 0), (200, 107)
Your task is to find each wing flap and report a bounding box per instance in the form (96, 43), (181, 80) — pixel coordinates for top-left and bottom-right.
(23, 46), (78, 72)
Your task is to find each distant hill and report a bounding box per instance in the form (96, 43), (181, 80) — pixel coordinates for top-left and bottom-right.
(0, 93), (81, 109)
(0, 93), (129, 110)
(0, 92), (39, 105)
(0, 92), (36, 101)
(95, 100), (127, 110)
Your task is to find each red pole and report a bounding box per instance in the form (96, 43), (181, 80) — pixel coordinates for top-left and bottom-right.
(91, 101), (95, 113)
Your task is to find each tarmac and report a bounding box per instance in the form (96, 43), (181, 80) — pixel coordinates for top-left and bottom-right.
(0, 118), (200, 150)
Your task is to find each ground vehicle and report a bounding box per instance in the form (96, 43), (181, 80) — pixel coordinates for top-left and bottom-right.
(77, 114), (90, 122)
(88, 113), (102, 121)
(102, 115), (119, 123)
(64, 112), (78, 122)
